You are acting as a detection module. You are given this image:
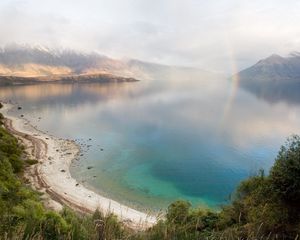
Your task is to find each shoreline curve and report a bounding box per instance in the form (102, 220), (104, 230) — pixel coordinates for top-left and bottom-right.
(0, 103), (157, 229)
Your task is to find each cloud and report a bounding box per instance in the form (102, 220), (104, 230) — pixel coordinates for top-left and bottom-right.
(0, 0), (300, 73)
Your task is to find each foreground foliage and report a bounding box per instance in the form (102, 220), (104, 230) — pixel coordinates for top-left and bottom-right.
(139, 136), (300, 240)
(1, 110), (300, 239)
(0, 124), (129, 240)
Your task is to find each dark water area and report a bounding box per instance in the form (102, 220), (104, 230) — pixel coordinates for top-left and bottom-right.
(1, 76), (300, 212)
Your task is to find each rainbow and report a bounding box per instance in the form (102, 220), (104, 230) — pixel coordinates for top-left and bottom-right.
(219, 40), (241, 129)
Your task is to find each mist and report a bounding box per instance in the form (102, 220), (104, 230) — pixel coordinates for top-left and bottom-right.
(1, 0), (300, 73)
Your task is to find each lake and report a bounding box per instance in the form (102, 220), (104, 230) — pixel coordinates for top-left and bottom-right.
(1, 75), (299, 212)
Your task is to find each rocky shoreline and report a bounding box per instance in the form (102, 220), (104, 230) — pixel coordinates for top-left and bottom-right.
(0, 103), (156, 229)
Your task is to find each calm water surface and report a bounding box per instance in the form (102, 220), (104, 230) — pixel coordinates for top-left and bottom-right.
(1, 76), (300, 212)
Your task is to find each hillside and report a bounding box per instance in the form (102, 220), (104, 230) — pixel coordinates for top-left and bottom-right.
(0, 46), (125, 76)
(0, 45), (215, 85)
(236, 53), (300, 104)
(0, 45), (143, 85)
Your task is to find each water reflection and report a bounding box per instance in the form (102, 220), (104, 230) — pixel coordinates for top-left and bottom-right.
(240, 81), (300, 105)
(1, 77), (300, 210)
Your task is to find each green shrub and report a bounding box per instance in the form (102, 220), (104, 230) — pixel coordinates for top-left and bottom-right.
(270, 135), (300, 205)
(25, 159), (39, 165)
(166, 200), (191, 224)
(42, 211), (70, 239)
(0, 113), (4, 125)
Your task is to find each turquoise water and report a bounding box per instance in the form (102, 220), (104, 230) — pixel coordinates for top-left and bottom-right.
(1, 76), (300, 212)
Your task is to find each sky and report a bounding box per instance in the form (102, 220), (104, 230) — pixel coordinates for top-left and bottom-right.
(1, 0), (300, 73)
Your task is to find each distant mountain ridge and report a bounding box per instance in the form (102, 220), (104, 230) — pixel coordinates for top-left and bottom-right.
(236, 52), (300, 104)
(0, 45), (213, 84)
(0, 46), (103, 70)
(237, 53), (300, 83)
(0, 45), (140, 79)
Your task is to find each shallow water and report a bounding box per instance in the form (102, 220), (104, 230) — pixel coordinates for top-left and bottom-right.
(1, 76), (300, 212)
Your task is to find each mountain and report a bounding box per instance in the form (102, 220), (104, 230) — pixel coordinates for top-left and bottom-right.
(0, 45), (143, 85)
(0, 45), (214, 85)
(236, 53), (300, 104)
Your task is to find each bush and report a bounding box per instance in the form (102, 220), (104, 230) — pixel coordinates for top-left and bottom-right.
(42, 211), (70, 239)
(270, 135), (300, 205)
(25, 159), (39, 165)
(166, 200), (191, 224)
(0, 113), (4, 125)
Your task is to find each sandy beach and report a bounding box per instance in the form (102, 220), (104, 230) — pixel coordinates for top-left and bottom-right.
(0, 103), (157, 229)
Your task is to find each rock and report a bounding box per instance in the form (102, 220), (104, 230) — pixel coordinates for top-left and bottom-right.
(17, 106), (22, 110)
(60, 169), (66, 172)
(87, 166), (93, 170)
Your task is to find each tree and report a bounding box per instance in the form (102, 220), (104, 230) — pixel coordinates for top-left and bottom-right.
(270, 135), (300, 207)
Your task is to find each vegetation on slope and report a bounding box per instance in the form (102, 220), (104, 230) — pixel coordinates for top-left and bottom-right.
(0, 117), (130, 240)
(1, 104), (300, 239)
(139, 136), (300, 239)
